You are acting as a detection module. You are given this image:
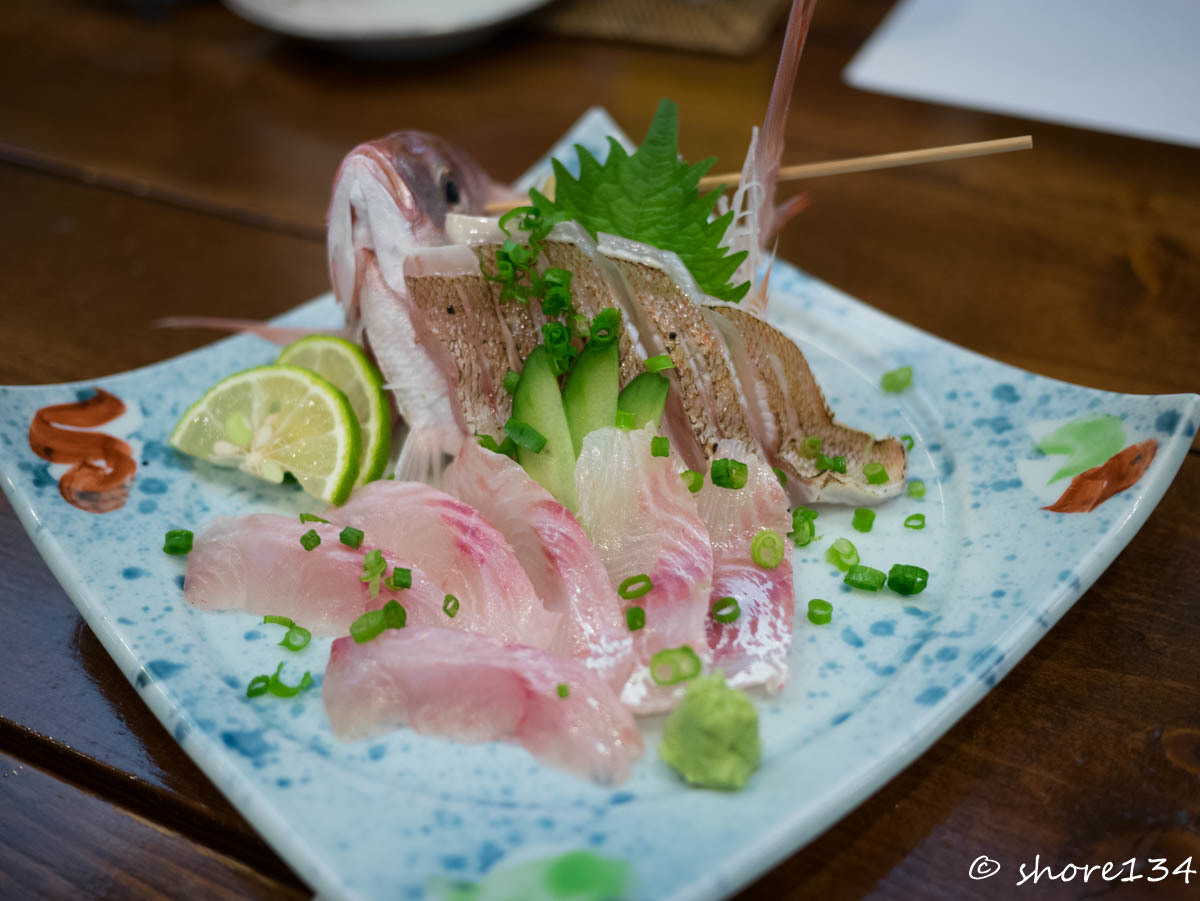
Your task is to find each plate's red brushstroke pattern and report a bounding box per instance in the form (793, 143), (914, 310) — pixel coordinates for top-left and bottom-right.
(28, 389), (136, 514)
(1044, 439), (1157, 514)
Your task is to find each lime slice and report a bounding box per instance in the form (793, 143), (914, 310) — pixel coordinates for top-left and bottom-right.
(276, 336), (391, 485)
(169, 364), (361, 505)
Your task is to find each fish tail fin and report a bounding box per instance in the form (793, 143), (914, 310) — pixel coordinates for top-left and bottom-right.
(744, 241), (779, 317)
(394, 426), (458, 487)
(156, 317), (349, 346)
(767, 192), (811, 241)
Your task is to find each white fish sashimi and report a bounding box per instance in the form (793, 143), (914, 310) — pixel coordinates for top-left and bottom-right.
(575, 426), (714, 714)
(695, 446), (795, 691)
(323, 481), (561, 649)
(183, 515), (447, 635)
(323, 627), (644, 784)
(443, 440), (634, 692)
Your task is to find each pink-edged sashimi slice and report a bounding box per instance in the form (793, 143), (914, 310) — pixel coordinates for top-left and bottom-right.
(695, 443), (795, 691)
(575, 425), (714, 714)
(443, 440), (634, 692)
(183, 515), (448, 635)
(322, 481), (561, 649)
(323, 626), (644, 784)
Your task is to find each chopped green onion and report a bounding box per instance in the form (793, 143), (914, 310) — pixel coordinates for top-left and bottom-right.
(541, 321), (578, 375)
(267, 662), (313, 698)
(815, 453), (847, 474)
(360, 548), (387, 598)
(589, 308), (621, 348)
(299, 529), (321, 551)
(907, 480), (926, 499)
(299, 512), (328, 524)
(246, 674), (270, 697)
(750, 529), (786, 569)
(901, 434), (914, 451)
(851, 508), (876, 533)
(262, 615), (294, 628)
(614, 409), (636, 430)
(386, 567), (412, 591)
(383, 599), (407, 629)
(802, 436), (822, 457)
(863, 463), (888, 485)
(443, 594), (460, 618)
(279, 626), (311, 652)
(880, 366), (913, 393)
(350, 609), (386, 644)
(806, 598), (833, 625)
(504, 417), (547, 453)
(844, 564), (887, 591)
(904, 513), (926, 530)
(772, 466), (788, 486)
(625, 606), (645, 631)
(163, 529), (193, 555)
(680, 469), (703, 493)
(887, 564), (929, 595)
(339, 526), (364, 549)
(711, 458), (748, 489)
(644, 354), (675, 373)
(556, 683), (570, 699)
(826, 537), (859, 572)
(711, 597), (740, 623)
(503, 370), (520, 395)
(618, 574), (653, 600)
(650, 436), (670, 457)
(789, 516), (815, 547)
(649, 646), (702, 686)
(478, 433), (518, 459)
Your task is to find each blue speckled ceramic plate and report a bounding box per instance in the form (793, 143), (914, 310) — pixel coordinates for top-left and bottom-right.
(2, 111), (1197, 901)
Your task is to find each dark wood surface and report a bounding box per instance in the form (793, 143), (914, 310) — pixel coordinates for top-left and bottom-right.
(1, 0), (1196, 898)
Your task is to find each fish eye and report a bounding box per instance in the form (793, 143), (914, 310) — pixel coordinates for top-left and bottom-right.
(443, 176), (461, 206)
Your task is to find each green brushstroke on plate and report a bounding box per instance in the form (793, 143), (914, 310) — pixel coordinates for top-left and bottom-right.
(431, 850), (633, 900)
(1036, 415), (1125, 483)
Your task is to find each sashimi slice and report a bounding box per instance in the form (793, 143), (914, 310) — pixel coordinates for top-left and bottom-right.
(183, 515), (446, 635)
(575, 425), (714, 714)
(695, 445), (795, 691)
(443, 440), (634, 691)
(323, 481), (560, 649)
(323, 627), (644, 784)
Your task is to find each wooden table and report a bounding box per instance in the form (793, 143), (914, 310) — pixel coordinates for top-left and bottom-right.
(2, 1), (1197, 897)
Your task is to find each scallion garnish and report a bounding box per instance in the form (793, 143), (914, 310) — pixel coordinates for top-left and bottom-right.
(907, 480), (926, 499)
(589, 308), (621, 348)
(300, 529), (321, 551)
(711, 597), (740, 623)
(246, 674), (270, 698)
(863, 463), (888, 485)
(788, 506), (820, 547)
(806, 599), (833, 625)
(504, 417), (547, 453)
(650, 436), (670, 457)
(851, 508), (875, 533)
(625, 606), (645, 631)
(887, 564), (929, 595)
(556, 683), (570, 699)
(339, 526), (364, 549)
(648, 646), (702, 686)
(901, 434), (914, 451)
(644, 354), (674, 373)
(299, 513), (328, 524)
(360, 549), (387, 598)
(503, 370), (520, 395)
(163, 529), (193, 556)
(386, 566), (412, 591)
(904, 513), (926, 530)
(802, 436), (822, 457)
(279, 626), (311, 652)
(443, 594), (460, 618)
(262, 615), (294, 628)
(614, 409), (635, 430)
(383, 599), (407, 629)
(618, 574), (653, 600)
(680, 469), (703, 493)
(815, 453), (847, 474)
(267, 662), (313, 698)
(711, 458), (748, 489)
(844, 564), (887, 591)
(826, 537), (859, 572)
(880, 365), (913, 393)
(772, 467), (787, 487)
(350, 609), (386, 644)
(750, 529), (786, 569)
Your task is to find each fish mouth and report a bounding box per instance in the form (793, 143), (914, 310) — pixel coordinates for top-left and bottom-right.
(352, 144), (424, 229)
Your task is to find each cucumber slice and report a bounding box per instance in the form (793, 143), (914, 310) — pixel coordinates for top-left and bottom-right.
(617, 372), (670, 430)
(511, 346), (578, 510)
(561, 338), (619, 457)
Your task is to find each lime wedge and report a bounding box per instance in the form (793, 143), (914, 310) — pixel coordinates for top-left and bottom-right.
(276, 336), (391, 485)
(169, 364), (361, 505)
